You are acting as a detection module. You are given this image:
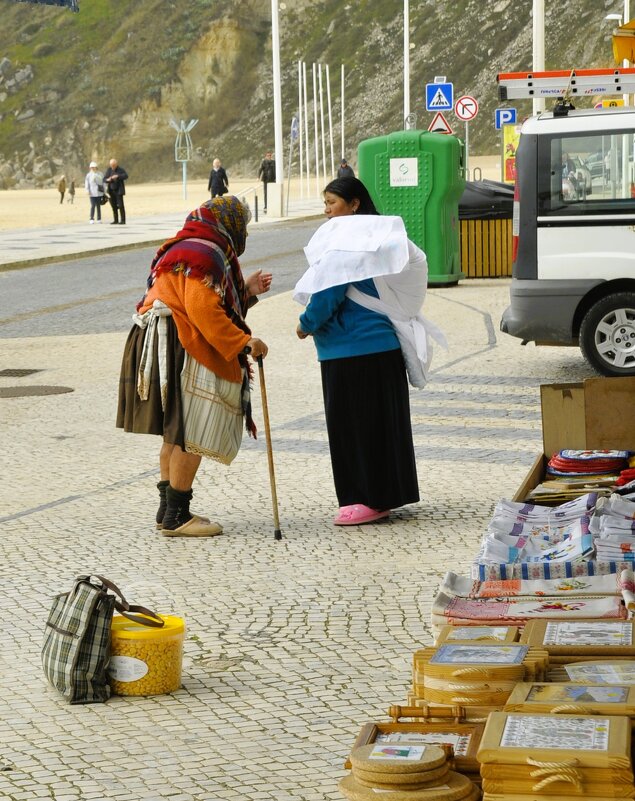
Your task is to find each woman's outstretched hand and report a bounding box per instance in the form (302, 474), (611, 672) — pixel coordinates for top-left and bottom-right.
(247, 337), (268, 358)
(246, 269), (273, 297)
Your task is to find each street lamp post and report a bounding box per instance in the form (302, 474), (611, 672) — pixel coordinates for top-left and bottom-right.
(532, 0), (545, 115)
(270, 0), (284, 216)
(169, 118), (198, 200)
(403, 0), (410, 124)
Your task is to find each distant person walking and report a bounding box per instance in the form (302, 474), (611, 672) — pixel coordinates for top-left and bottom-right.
(103, 158), (128, 225)
(67, 179), (75, 204)
(84, 161), (104, 224)
(57, 175), (66, 204)
(337, 159), (354, 178)
(207, 158), (229, 198)
(257, 151), (276, 212)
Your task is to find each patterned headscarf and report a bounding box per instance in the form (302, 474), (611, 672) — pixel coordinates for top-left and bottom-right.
(206, 195), (251, 256)
(138, 196), (252, 335)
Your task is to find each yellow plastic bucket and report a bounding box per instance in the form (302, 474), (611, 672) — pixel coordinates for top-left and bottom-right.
(108, 614), (185, 697)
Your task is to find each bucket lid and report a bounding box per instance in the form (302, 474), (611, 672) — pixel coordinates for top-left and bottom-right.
(111, 614), (185, 639)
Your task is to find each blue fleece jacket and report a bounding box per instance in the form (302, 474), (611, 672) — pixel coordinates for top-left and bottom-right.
(298, 277), (399, 361)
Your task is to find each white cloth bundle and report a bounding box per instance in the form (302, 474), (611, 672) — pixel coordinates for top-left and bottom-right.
(133, 299), (173, 408)
(294, 215), (410, 304)
(293, 215), (447, 388)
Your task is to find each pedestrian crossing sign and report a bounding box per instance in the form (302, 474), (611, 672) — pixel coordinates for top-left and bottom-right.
(426, 82), (453, 111)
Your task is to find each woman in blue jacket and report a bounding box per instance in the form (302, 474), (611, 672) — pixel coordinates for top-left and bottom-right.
(295, 177), (420, 526)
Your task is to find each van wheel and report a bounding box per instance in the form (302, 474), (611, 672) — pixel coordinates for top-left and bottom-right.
(580, 292), (635, 376)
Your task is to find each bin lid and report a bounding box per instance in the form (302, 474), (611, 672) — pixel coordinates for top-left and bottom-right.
(459, 179), (514, 220)
(111, 614), (185, 639)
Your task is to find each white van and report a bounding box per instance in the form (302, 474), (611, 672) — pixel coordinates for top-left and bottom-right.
(500, 105), (635, 376)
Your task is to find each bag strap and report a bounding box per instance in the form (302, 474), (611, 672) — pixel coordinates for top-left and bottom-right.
(114, 602), (165, 628)
(79, 575), (165, 628)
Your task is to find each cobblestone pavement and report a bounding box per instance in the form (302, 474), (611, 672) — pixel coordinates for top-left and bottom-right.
(0, 275), (593, 801)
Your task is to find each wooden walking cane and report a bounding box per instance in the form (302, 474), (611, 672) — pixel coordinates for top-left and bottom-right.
(256, 355), (282, 540)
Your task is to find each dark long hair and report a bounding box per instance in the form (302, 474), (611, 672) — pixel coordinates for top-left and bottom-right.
(323, 177), (379, 215)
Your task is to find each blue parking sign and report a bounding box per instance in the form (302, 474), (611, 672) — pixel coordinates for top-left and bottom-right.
(495, 108), (517, 129)
(426, 82), (453, 112)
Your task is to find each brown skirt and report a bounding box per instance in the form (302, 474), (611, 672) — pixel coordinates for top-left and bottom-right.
(115, 317), (186, 449)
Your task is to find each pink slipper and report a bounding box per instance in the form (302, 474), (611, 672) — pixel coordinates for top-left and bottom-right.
(333, 504), (390, 526)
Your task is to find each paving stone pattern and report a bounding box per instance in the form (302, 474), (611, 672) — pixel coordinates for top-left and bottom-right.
(0, 279), (593, 800)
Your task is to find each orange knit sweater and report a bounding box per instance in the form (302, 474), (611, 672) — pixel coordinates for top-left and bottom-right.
(140, 271), (251, 383)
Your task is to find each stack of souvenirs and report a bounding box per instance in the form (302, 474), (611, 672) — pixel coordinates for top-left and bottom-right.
(339, 446), (635, 800)
(411, 643), (548, 710)
(592, 495), (635, 562)
(477, 711), (634, 800)
(471, 491), (635, 583)
(345, 705), (484, 783)
(519, 618), (635, 680)
(546, 450), (629, 479)
(431, 570), (633, 634)
(340, 741), (480, 801)
(528, 450), (630, 504)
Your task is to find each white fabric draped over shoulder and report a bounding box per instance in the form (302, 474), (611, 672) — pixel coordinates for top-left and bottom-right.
(293, 215), (410, 305)
(293, 214), (447, 389)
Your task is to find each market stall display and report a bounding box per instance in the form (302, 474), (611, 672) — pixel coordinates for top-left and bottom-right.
(338, 378), (635, 800)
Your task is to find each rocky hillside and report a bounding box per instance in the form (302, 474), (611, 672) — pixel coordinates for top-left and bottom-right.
(0, 0), (620, 188)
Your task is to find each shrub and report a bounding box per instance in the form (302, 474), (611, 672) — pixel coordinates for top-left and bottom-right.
(33, 43), (54, 57)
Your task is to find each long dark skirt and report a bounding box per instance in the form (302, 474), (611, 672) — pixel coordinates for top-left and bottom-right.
(116, 317), (186, 449)
(321, 348), (419, 510)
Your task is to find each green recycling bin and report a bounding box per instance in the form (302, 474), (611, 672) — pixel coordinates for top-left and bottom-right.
(358, 130), (466, 285)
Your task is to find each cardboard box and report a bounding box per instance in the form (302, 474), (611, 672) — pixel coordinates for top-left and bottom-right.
(512, 377), (635, 503)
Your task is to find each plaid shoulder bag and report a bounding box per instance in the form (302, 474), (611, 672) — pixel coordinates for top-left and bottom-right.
(41, 574), (163, 704)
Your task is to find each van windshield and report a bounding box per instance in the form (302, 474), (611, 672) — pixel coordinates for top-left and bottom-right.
(538, 130), (635, 215)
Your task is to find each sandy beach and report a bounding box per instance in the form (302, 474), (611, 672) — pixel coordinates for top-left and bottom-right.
(0, 156), (502, 231)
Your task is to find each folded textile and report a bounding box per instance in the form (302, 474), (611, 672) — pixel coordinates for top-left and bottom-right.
(493, 493), (597, 524)
(487, 516), (587, 541)
(596, 542), (635, 562)
(594, 520), (635, 536)
(471, 559), (634, 582)
(559, 450), (630, 461)
(476, 532), (594, 566)
(440, 569), (635, 613)
(431, 592), (627, 626)
(487, 514), (589, 544)
(441, 570), (629, 599)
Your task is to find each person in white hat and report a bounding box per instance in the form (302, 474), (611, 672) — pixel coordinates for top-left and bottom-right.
(84, 161), (105, 224)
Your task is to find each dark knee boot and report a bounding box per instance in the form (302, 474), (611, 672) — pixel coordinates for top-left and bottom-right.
(156, 480), (169, 529)
(162, 486), (193, 531)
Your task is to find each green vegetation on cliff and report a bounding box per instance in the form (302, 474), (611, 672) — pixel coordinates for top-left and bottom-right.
(0, 0), (619, 185)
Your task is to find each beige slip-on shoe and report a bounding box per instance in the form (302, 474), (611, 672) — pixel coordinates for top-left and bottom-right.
(161, 517), (223, 537)
(156, 513), (210, 531)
